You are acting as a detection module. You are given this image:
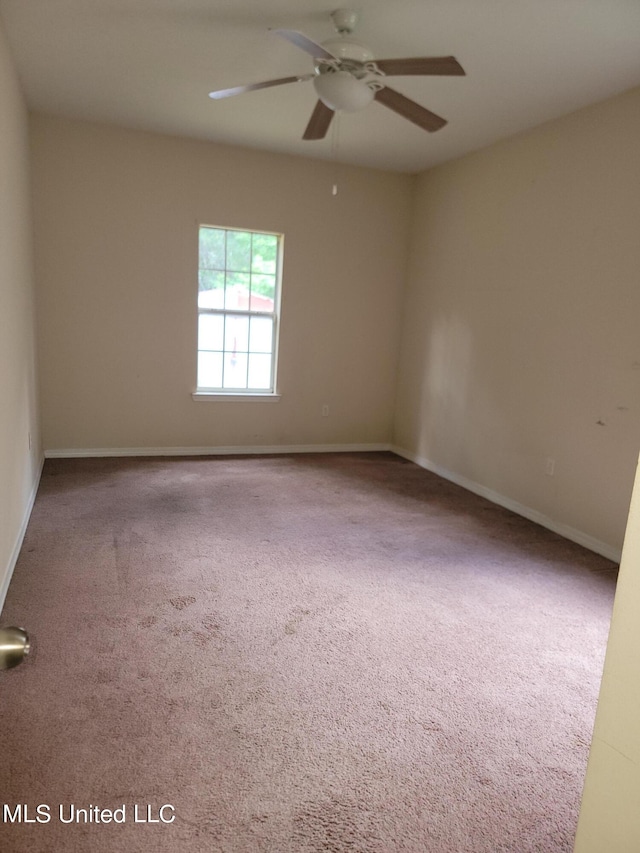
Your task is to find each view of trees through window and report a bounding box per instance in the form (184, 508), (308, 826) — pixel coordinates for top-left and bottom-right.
(197, 227), (281, 392)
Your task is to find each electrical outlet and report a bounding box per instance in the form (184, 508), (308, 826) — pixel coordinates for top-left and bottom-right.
(322, 405), (329, 417)
(545, 458), (555, 476)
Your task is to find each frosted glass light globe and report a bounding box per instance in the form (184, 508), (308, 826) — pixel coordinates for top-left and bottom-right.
(313, 71), (375, 113)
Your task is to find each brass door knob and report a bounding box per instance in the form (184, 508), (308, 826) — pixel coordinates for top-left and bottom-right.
(0, 627), (31, 670)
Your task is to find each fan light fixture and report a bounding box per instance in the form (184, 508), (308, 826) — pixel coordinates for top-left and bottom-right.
(313, 71), (375, 112)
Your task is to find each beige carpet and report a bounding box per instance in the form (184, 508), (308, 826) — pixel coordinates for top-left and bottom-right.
(0, 453), (616, 852)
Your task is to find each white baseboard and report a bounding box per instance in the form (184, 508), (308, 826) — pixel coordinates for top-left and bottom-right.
(391, 445), (622, 564)
(0, 456), (45, 615)
(44, 443), (392, 459)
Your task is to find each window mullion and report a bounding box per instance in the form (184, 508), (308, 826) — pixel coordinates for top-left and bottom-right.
(221, 306), (227, 389)
(246, 315), (251, 389)
(270, 316), (276, 389)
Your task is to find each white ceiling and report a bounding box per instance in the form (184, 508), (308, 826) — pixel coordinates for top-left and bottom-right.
(1, 0), (640, 173)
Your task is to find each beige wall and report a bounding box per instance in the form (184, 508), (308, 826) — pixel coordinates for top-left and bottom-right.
(574, 452), (640, 850)
(393, 86), (640, 557)
(0, 20), (41, 605)
(31, 115), (412, 452)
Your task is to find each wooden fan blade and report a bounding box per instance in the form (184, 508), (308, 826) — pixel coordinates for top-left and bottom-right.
(209, 74), (313, 100)
(303, 100), (335, 140)
(374, 86), (447, 132)
(375, 56), (465, 77)
(273, 29), (336, 60)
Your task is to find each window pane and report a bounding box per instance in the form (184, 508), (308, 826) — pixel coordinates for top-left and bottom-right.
(199, 228), (225, 270)
(198, 290), (225, 310)
(198, 351), (223, 388)
(223, 352), (248, 389)
(249, 316), (273, 353)
(198, 314), (223, 351)
(198, 270), (224, 309)
(225, 314), (249, 353)
(250, 274), (275, 310)
(248, 354), (272, 390)
(250, 292), (274, 312)
(226, 231), (251, 272)
(251, 233), (278, 275)
(199, 269), (224, 291)
(225, 271), (250, 309)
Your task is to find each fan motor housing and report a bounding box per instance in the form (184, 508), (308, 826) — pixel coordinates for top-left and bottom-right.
(321, 37), (374, 65)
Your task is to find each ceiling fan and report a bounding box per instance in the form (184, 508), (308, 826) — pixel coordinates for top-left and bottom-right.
(208, 9), (465, 141)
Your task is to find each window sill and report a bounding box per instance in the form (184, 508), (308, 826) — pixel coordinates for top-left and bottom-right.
(192, 392), (281, 402)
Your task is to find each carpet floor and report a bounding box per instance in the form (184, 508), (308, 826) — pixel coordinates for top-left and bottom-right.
(0, 452), (616, 852)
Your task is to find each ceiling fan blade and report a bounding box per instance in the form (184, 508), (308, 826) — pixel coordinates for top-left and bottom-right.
(209, 74), (313, 100)
(375, 56), (465, 77)
(273, 29), (336, 60)
(374, 86), (448, 132)
(303, 100), (335, 140)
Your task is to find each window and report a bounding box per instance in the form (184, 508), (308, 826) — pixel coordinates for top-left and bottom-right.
(196, 226), (282, 396)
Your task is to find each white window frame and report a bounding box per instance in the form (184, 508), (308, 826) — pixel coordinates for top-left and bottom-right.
(193, 225), (283, 401)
